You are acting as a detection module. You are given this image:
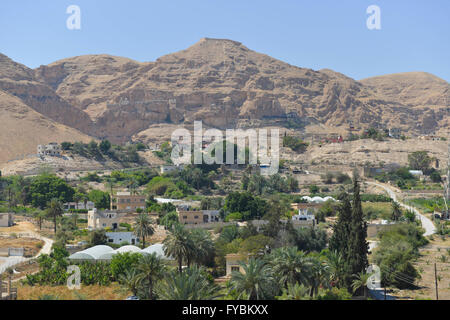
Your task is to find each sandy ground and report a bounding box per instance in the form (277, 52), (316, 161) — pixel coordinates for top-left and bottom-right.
(391, 237), (450, 300)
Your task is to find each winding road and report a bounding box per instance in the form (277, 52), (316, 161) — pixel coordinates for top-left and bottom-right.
(0, 229), (53, 275)
(365, 181), (437, 236)
(365, 180), (437, 300)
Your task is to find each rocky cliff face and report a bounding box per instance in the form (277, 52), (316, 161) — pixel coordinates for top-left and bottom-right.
(0, 38), (449, 158)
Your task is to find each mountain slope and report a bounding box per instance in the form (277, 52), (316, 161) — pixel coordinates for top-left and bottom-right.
(0, 38), (448, 162)
(0, 90), (93, 164)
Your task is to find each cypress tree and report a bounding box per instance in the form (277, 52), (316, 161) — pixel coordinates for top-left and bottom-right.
(347, 174), (369, 289)
(329, 192), (353, 287)
(329, 192), (352, 258)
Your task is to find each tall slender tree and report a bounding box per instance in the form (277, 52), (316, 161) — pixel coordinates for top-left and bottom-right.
(347, 174), (369, 285)
(136, 253), (166, 300)
(163, 223), (194, 273)
(46, 198), (64, 233)
(133, 213), (154, 248)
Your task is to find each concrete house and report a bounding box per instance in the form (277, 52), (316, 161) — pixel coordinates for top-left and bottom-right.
(177, 209), (222, 224)
(37, 143), (61, 157)
(88, 209), (120, 230)
(105, 232), (139, 245)
(63, 201), (95, 211)
(112, 192), (146, 211)
(0, 213), (14, 227)
(225, 253), (248, 277)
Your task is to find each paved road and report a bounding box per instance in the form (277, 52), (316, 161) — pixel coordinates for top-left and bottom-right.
(365, 181), (437, 300)
(0, 230), (53, 275)
(366, 181), (437, 236)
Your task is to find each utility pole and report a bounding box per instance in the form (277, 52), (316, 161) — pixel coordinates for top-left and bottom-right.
(434, 262), (439, 300)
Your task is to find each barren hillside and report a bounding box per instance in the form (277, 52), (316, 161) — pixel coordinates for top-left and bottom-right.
(0, 38), (448, 164)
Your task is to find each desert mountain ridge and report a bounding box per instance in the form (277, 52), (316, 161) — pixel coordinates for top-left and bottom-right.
(0, 38), (448, 164)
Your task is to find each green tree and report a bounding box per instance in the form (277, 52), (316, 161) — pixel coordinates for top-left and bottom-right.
(190, 228), (215, 267)
(133, 213), (154, 248)
(230, 258), (275, 300)
(99, 140), (112, 153)
(430, 171), (442, 183)
(89, 229), (107, 246)
(391, 201), (402, 221)
(119, 269), (141, 297)
(347, 175), (369, 284)
(160, 211), (179, 229)
(156, 266), (221, 300)
(88, 190), (110, 210)
(33, 210), (47, 230)
(267, 247), (311, 288)
(408, 151), (431, 172)
(136, 253), (166, 300)
(110, 252), (141, 280)
(163, 224), (194, 273)
(351, 271), (372, 298)
(29, 174), (75, 209)
(46, 198), (63, 233)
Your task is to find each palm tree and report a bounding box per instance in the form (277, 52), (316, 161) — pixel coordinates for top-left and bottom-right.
(133, 213), (154, 248)
(326, 250), (347, 288)
(163, 223), (194, 273)
(34, 210), (47, 230)
(71, 212), (79, 228)
(46, 198), (63, 233)
(307, 255), (331, 298)
(391, 201), (402, 221)
(73, 192), (82, 210)
(351, 271), (372, 298)
(156, 266), (221, 300)
(276, 282), (310, 300)
(119, 269), (141, 297)
(136, 253), (166, 300)
(190, 228), (214, 266)
(230, 258), (274, 300)
(267, 247), (311, 288)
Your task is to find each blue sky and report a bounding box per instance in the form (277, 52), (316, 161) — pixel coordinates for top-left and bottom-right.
(0, 0), (448, 81)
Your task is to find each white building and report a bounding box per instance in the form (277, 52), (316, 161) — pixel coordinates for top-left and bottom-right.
(37, 143), (61, 157)
(106, 232), (139, 245)
(88, 209), (120, 230)
(160, 165), (184, 175)
(292, 211), (315, 222)
(63, 201), (95, 211)
(202, 210), (222, 223)
(0, 213), (14, 227)
(409, 170), (424, 177)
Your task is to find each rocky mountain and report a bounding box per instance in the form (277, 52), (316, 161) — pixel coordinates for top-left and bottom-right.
(0, 38), (448, 163)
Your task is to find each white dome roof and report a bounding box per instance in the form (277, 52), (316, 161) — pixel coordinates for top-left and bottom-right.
(69, 245), (114, 260)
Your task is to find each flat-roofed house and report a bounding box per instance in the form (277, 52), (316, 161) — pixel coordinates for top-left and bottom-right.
(105, 232), (139, 245)
(112, 192), (146, 211)
(0, 213), (13, 227)
(63, 201), (95, 211)
(225, 253), (251, 277)
(88, 209), (120, 230)
(177, 209), (222, 224)
(37, 143), (61, 157)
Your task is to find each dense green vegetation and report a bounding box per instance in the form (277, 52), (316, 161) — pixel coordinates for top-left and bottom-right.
(282, 136), (308, 153)
(62, 140), (144, 164)
(373, 223), (428, 289)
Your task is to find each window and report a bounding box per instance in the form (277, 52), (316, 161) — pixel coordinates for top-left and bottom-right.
(194, 216), (198, 219)
(231, 266), (240, 272)
(108, 239), (114, 243)
(183, 216), (187, 219)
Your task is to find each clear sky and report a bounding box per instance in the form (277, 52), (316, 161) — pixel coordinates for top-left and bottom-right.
(0, 0), (448, 81)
